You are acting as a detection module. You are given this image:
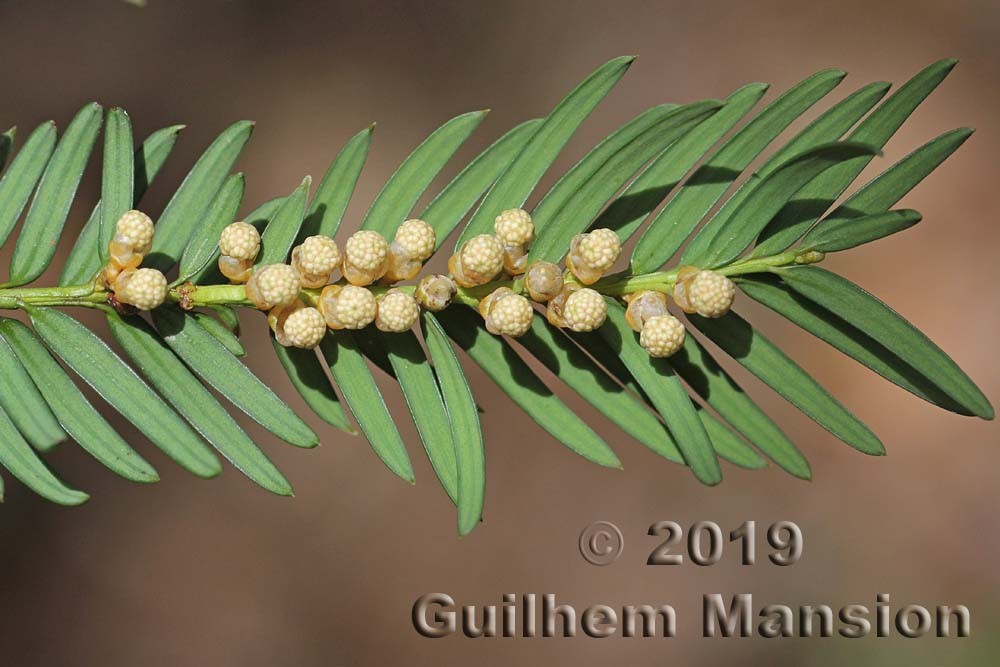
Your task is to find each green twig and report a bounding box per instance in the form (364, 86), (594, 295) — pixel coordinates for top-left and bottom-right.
(0, 249), (823, 313)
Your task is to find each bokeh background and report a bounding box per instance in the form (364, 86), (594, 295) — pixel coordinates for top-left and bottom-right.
(0, 0), (998, 664)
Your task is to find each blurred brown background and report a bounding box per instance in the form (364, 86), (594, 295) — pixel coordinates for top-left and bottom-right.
(0, 0), (998, 664)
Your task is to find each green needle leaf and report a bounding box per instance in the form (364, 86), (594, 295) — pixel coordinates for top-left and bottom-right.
(60, 208), (102, 284)
(9, 103), (102, 285)
(191, 311), (245, 356)
(631, 68), (846, 273)
(320, 332), (414, 482)
(0, 318), (158, 482)
(687, 80), (891, 251)
(776, 266), (993, 419)
(682, 141), (879, 268)
(133, 125), (186, 191)
(60, 124), (185, 286)
(108, 312), (292, 495)
(29, 307), (222, 476)
(0, 322), (66, 451)
(351, 326), (396, 378)
(301, 125), (373, 239)
(381, 329), (459, 505)
(668, 333), (811, 478)
(257, 176), (311, 265)
(246, 197), (284, 228)
(0, 121), (56, 251)
(178, 172), (246, 283)
(570, 330), (768, 470)
(813, 127), (972, 232)
(0, 60), (983, 508)
(271, 338), (354, 433)
(530, 100), (724, 264)
(594, 83), (769, 242)
(0, 403), (88, 505)
(209, 305), (241, 335)
(422, 118), (542, 249)
(152, 306), (318, 447)
(599, 301), (721, 484)
(699, 411), (767, 470)
(518, 316), (684, 465)
(436, 305), (620, 469)
(799, 209), (922, 253)
(754, 59), (958, 255)
(690, 309), (885, 455)
(460, 56), (635, 243)
(528, 105), (679, 242)
(98, 108), (135, 265)
(749, 81), (890, 177)
(422, 312), (483, 534)
(737, 273), (969, 415)
(362, 111), (487, 238)
(146, 120), (254, 272)
(134, 124), (187, 189)
(0, 126), (15, 171)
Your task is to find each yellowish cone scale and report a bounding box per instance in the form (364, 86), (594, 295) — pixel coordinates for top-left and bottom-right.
(218, 221), (261, 261)
(114, 267), (168, 311)
(267, 300), (302, 347)
(292, 235), (341, 289)
(414, 274), (456, 312)
(639, 314), (685, 358)
(245, 264), (301, 310)
(319, 284), (377, 330)
(102, 261), (123, 286)
(104, 243), (141, 287)
(447, 253), (474, 288)
(671, 265), (701, 313)
(299, 271), (334, 290)
(566, 228), (621, 285)
(524, 261), (564, 302)
(383, 240), (424, 283)
(565, 249), (599, 284)
(481, 288), (534, 337)
(375, 289), (420, 333)
(545, 285), (577, 328)
(343, 230), (389, 286)
(218, 255), (254, 283)
(108, 238), (143, 271)
(562, 287), (607, 332)
(501, 243), (528, 276)
(624, 290), (670, 332)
